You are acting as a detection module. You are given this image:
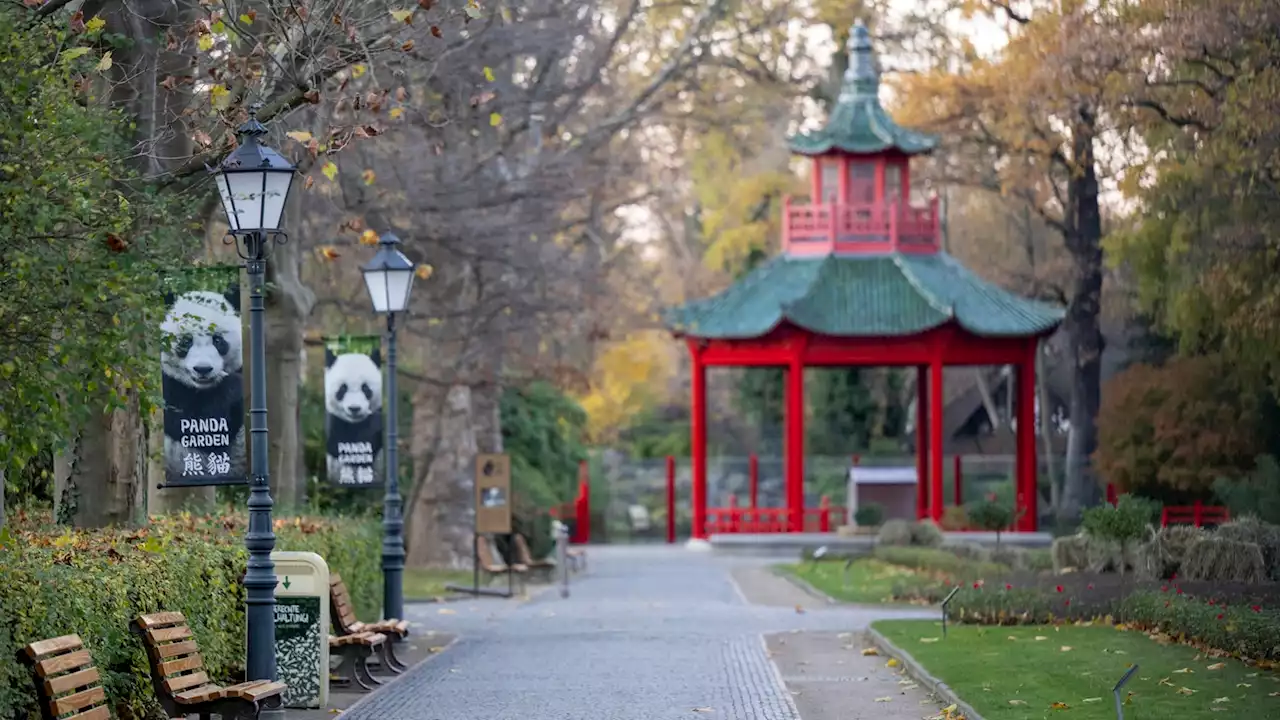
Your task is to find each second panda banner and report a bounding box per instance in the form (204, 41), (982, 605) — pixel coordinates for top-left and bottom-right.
(323, 335), (384, 487)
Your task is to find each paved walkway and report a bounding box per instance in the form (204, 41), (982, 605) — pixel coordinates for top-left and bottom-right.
(340, 546), (937, 720)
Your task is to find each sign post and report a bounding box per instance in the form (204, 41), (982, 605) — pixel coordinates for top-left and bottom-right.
(270, 552), (330, 709)
(446, 453), (516, 598)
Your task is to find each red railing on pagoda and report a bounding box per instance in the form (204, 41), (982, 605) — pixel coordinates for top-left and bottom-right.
(782, 196), (940, 255)
(706, 496), (844, 534)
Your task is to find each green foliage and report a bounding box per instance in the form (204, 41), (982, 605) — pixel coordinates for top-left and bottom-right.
(853, 502), (883, 527)
(966, 498), (1015, 536)
(1081, 494), (1160, 545)
(1116, 592), (1280, 662)
(806, 368), (876, 454)
(1214, 454), (1280, 526)
(0, 7), (192, 481)
(876, 518), (914, 546)
(0, 512), (381, 719)
(501, 381), (589, 510)
(909, 520), (944, 548)
(1095, 356), (1263, 497)
(615, 405), (690, 459)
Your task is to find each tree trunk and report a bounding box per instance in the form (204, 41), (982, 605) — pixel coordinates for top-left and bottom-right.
(0, 461), (6, 530)
(54, 389), (147, 528)
(265, 196), (315, 511)
(1058, 110), (1105, 523)
(145, 408), (214, 515)
(1037, 345), (1059, 513)
(405, 385), (477, 568)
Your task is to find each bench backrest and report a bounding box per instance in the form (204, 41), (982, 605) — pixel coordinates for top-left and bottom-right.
(476, 535), (506, 569)
(329, 573), (361, 633)
(19, 634), (110, 720)
(512, 533), (536, 566)
(132, 612), (212, 700)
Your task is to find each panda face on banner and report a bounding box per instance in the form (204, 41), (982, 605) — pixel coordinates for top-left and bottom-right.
(161, 290), (243, 390)
(324, 353), (382, 423)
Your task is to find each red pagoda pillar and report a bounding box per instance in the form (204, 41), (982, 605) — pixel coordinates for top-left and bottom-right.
(929, 359), (945, 522)
(1016, 339), (1039, 531)
(785, 355), (806, 532)
(690, 345), (708, 539)
(915, 365), (928, 520)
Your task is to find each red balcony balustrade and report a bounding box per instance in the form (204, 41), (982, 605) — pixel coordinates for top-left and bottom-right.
(783, 196), (940, 256)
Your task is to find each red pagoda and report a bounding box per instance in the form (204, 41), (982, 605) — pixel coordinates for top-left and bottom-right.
(666, 21), (1065, 539)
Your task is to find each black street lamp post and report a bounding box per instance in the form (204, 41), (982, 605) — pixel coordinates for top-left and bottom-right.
(361, 232), (417, 621)
(214, 104), (296, 712)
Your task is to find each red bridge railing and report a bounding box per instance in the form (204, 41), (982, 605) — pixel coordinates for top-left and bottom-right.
(1161, 500), (1229, 529)
(706, 496), (844, 534)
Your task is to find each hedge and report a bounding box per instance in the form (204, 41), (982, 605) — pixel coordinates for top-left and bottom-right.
(872, 545), (1010, 581)
(947, 585), (1280, 663)
(0, 512), (382, 720)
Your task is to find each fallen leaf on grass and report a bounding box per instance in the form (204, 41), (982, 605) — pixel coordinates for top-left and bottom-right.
(1269, 692), (1280, 697)
(874, 696), (892, 703)
(1176, 687), (1196, 695)
(1159, 678), (1174, 687)
(1050, 701), (1070, 709)
(1237, 683), (1252, 688)
(1173, 667), (1193, 674)
(1083, 697), (1102, 703)
(860, 647), (879, 656)
(1060, 646), (1073, 652)
(1007, 699), (1028, 706)
(1207, 662), (1226, 670)
(1034, 636), (1048, 641)
(1212, 697), (1230, 704)
(1007, 636), (1018, 641)
(920, 637), (940, 643)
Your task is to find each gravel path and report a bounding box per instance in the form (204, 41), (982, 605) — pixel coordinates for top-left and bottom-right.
(338, 546), (934, 720)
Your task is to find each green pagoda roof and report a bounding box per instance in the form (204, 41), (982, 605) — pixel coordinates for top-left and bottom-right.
(666, 253), (1064, 340)
(788, 21), (939, 157)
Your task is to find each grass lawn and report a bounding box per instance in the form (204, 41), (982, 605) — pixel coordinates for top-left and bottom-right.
(777, 558), (939, 604)
(873, 619), (1280, 719)
(403, 567), (475, 600)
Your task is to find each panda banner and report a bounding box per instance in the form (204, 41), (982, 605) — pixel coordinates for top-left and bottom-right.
(323, 335), (384, 487)
(160, 266), (247, 488)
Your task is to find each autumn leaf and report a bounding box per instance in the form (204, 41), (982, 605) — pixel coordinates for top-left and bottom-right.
(352, 64), (367, 79)
(418, 0), (436, 7)
(430, 25), (442, 38)
(60, 47), (91, 63)
(192, 129), (213, 147)
(1206, 663), (1226, 670)
(874, 697), (892, 703)
(401, 39), (415, 51)
(1060, 646), (1073, 652)
(1034, 636), (1048, 641)
(209, 84), (230, 110)
(919, 637), (939, 643)
(860, 647), (879, 656)
(1050, 701), (1070, 709)
(415, 265), (434, 280)
(1173, 668), (1193, 674)
(390, 8), (414, 24)
(691, 708), (713, 713)
(319, 246), (340, 261)
(286, 131), (314, 143)
(198, 34), (214, 52)
(303, 175), (315, 190)
(437, 607), (456, 615)
(362, 169), (376, 186)
(321, 161), (338, 181)
(1175, 687), (1196, 695)
(1007, 699), (1028, 706)
(489, 112), (502, 127)
(95, 51), (112, 72)
(1212, 697), (1229, 704)
(483, 66), (495, 82)
(85, 15), (106, 33)
(1082, 697), (1102, 703)
(359, 229), (379, 245)
(1237, 683), (1252, 688)
(239, 11), (255, 24)
(390, 107), (405, 120)
(886, 659), (900, 668)
(464, 1), (483, 19)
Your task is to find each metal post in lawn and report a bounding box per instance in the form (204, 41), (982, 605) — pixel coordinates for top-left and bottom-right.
(940, 586), (960, 639)
(556, 521), (570, 598)
(1113, 664), (1139, 720)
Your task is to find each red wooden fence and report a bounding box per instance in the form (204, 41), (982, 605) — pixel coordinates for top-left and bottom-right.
(1161, 500), (1229, 528)
(705, 495), (843, 534)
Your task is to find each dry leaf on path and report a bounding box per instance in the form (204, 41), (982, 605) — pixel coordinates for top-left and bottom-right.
(886, 658), (900, 668)
(1207, 662), (1226, 670)
(860, 647), (879, 656)
(692, 707), (714, 713)
(874, 696), (892, 703)
(437, 608), (457, 615)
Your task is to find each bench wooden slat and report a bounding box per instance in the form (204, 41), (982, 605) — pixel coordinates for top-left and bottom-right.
(153, 639), (199, 659)
(64, 705), (111, 720)
(137, 611), (187, 629)
(164, 671), (211, 694)
(159, 653), (204, 676)
(52, 686), (106, 716)
(226, 680), (286, 701)
(173, 684), (224, 704)
(147, 625), (194, 644)
(35, 649), (93, 678)
(26, 635), (83, 659)
(45, 667), (101, 696)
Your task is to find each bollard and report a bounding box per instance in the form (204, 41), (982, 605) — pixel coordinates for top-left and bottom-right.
(940, 586), (960, 639)
(1113, 664), (1139, 720)
(552, 517), (568, 597)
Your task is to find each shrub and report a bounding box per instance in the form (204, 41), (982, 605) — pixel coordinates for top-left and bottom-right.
(874, 546), (1008, 581)
(1215, 516), (1280, 581)
(990, 545), (1032, 572)
(910, 519), (945, 548)
(853, 503), (884, 527)
(1214, 454), (1280, 526)
(0, 513), (382, 720)
(877, 519), (914, 547)
(1117, 592), (1280, 662)
(944, 541), (993, 564)
(1181, 537), (1268, 584)
(1080, 495), (1160, 574)
(966, 498), (1016, 547)
(1050, 533), (1090, 574)
(940, 505), (969, 531)
(1095, 355), (1263, 496)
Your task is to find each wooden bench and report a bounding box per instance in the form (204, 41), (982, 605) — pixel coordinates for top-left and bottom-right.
(478, 534), (527, 584)
(512, 533), (557, 582)
(329, 573), (410, 675)
(328, 631), (387, 692)
(131, 611), (286, 719)
(18, 634), (111, 720)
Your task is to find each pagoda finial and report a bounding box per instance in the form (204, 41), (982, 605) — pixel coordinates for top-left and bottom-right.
(840, 19), (879, 103)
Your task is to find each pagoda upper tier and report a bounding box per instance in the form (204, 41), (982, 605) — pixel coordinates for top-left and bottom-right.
(783, 21), (941, 256)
